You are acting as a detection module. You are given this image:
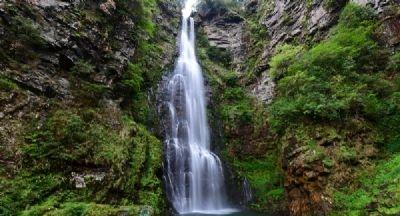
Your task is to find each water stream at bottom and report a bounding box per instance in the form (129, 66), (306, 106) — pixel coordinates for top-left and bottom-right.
(180, 210), (264, 216)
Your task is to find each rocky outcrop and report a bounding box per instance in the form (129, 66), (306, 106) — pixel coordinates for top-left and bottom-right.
(0, 0), (178, 154)
(198, 5), (246, 70)
(199, 0), (400, 215)
(0, 0), (179, 214)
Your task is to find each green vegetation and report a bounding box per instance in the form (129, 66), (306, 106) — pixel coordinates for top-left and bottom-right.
(0, 76), (18, 91)
(0, 0), (175, 215)
(197, 19), (284, 211)
(71, 60), (95, 78)
(265, 3), (400, 215)
(332, 155), (400, 215)
(0, 109), (164, 215)
(232, 155), (284, 210)
(8, 15), (46, 48)
(268, 3), (396, 132)
(20, 202), (142, 216)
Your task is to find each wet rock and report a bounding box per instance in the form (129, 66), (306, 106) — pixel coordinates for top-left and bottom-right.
(139, 206), (154, 216)
(71, 171), (107, 189)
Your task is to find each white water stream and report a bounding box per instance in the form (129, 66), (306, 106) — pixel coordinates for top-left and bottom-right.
(163, 0), (236, 214)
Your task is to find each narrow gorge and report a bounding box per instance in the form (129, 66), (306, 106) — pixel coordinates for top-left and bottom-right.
(0, 0), (399, 216)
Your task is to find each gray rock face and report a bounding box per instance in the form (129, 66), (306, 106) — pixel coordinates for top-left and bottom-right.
(0, 0), (179, 175)
(199, 0), (399, 104)
(71, 171), (106, 188)
(352, 0), (394, 13)
(251, 72), (275, 104)
(260, 0), (345, 61)
(198, 9), (246, 70)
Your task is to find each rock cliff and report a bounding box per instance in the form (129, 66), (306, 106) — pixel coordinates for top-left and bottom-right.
(0, 0), (179, 215)
(198, 0), (400, 215)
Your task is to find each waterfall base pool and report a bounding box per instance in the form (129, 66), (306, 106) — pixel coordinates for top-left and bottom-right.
(180, 210), (263, 216)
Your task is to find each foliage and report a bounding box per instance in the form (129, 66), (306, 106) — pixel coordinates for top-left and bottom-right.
(269, 44), (304, 80)
(267, 4), (397, 133)
(232, 154), (284, 210)
(206, 46), (232, 67)
(71, 60), (95, 78)
(0, 173), (64, 216)
(387, 52), (400, 73)
(332, 155), (400, 215)
(322, 0), (347, 10)
(220, 87), (253, 126)
(265, 3), (400, 215)
(0, 77), (18, 91)
(121, 62), (144, 96)
(8, 15), (46, 48)
(0, 109), (164, 215)
(20, 201), (142, 216)
(201, 0), (243, 13)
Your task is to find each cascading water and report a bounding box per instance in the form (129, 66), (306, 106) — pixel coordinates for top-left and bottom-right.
(163, 0), (235, 214)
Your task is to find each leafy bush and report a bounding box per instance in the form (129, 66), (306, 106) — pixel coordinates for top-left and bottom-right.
(71, 60), (95, 77)
(232, 154), (284, 210)
(207, 46), (232, 67)
(269, 44), (303, 80)
(121, 62), (144, 96)
(387, 52), (400, 73)
(338, 3), (378, 28)
(267, 3), (393, 132)
(333, 155), (400, 214)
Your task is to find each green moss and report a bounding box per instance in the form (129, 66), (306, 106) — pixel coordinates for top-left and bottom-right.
(9, 15), (46, 48)
(267, 3), (392, 132)
(1, 108), (165, 215)
(269, 44), (304, 80)
(231, 154), (284, 211)
(0, 173), (64, 216)
(332, 155), (400, 215)
(206, 46), (232, 67)
(21, 201), (142, 216)
(0, 77), (18, 91)
(71, 60), (95, 78)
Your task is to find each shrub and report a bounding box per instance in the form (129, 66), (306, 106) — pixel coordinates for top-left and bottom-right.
(387, 52), (400, 73)
(206, 46), (232, 67)
(333, 155), (400, 214)
(269, 44), (303, 80)
(338, 3), (378, 28)
(121, 62), (144, 96)
(268, 3), (384, 132)
(71, 60), (95, 77)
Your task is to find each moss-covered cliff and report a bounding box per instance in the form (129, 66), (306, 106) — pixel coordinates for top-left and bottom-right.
(1, 0), (400, 216)
(0, 0), (179, 215)
(197, 0), (400, 215)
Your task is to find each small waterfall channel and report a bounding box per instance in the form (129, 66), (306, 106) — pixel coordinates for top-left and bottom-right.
(161, 0), (237, 214)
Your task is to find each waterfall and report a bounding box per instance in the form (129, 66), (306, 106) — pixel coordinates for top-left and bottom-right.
(163, 0), (235, 214)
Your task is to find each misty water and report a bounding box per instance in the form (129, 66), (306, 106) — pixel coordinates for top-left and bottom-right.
(163, 0), (239, 214)
(181, 211), (263, 216)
